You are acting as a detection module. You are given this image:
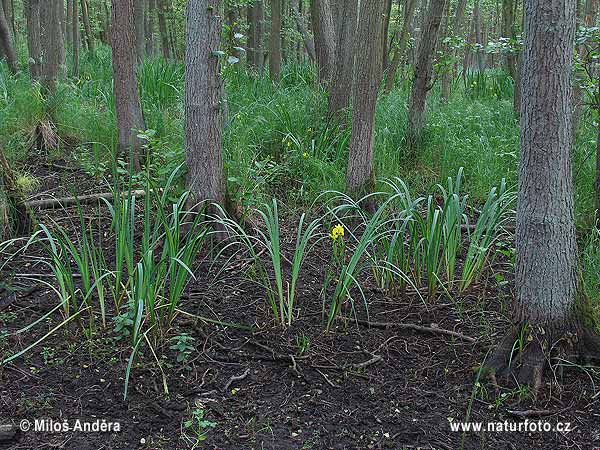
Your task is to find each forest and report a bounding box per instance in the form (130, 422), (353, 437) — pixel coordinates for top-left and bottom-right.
(0, 0), (599, 448)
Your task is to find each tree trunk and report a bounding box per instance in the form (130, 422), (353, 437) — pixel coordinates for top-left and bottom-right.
(66, 0), (73, 48)
(292, 0), (316, 62)
(269, 0), (282, 81)
(473, 0), (485, 73)
(134, 0), (146, 62)
(406, 0), (446, 154)
(381, 0), (393, 72)
(40, 0), (66, 94)
(383, 0), (418, 95)
(25, 0), (42, 79)
(157, 0), (170, 59)
(185, 0), (226, 208)
(345, 0), (386, 209)
(0, 147), (34, 239)
(145, 0), (155, 55)
(0, 0), (17, 74)
(327, 0), (357, 120)
(72, 0), (80, 78)
(81, 0), (95, 51)
(487, 0), (590, 393)
(440, 0), (467, 101)
(111, 0), (145, 170)
(311, 0), (336, 86)
(501, 0), (516, 79)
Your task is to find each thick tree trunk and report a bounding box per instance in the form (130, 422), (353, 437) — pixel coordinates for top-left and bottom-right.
(25, 0), (42, 79)
(157, 0), (170, 59)
(311, 0), (336, 86)
(72, 0), (80, 77)
(185, 0), (226, 208)
(81, 0), (95, 51)
(111, 0), (145, 170)
(440, 0), (467, 101)
(40, 0), (66, 94)
(406, 0), (446, 154)
(327, 0), (357, 120)
(0, 0), (17, 74)
(486, 0), (586, 394)
(345, 0), (386, 209)
(269, 0), (282, 81)
(134, 0), (146, 62)
(383, 0), (418, 95)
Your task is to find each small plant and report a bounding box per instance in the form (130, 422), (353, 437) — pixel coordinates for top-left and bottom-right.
(183, 405), (217, 446)
(295, 333), (310, 356)
(170, 333), (196, 363)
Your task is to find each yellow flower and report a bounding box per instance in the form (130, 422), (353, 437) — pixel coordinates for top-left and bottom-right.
(329, 224), (344, 240)
(303, 152), (309, 158)
(287, 141), (292, 147)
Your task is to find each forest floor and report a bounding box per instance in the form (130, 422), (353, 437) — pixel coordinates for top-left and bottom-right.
(2, 161), (600, 450)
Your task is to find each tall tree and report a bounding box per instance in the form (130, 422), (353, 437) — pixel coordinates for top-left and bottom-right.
(111, 0), (145, 169)
(384, 0), (418, 95)
(486, 0), (600, 393)
(501, 0), (517, 79)
(269, 0), (282, 81)
(185, 0), (226, 209)
(292, 0), (315, 62)
(327, 0), (357, 120)
(72, 0), (80, 77)
(24, 0), (42, 79)
(405, 0), (446, 154)
(157, 0), (171, 59)
(134, 0), (146, 62)
(40, 0), (66, 93)
(311, 0), (336, 86)
(345, 0), (386, 209)
(81, 0), (95, 51)
(0, 0), (17, 74)
(145, 0), (155, 55)
(440, 0), (467, 101)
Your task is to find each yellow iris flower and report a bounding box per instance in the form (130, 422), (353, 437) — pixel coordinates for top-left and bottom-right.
(329, 224), (344, 240)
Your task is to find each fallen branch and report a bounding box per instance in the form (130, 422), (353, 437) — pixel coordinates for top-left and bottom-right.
(25, 190), (147, 209)
(223, 368), (250, 392)
(506, 408), (564, 419)
(349, 318), (479, 344)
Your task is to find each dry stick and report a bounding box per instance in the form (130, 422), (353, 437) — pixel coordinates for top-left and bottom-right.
(506, 409), (565, 419)
(349, 318), (479, 344)
(25, 189), (147, 209)
(223, 368), (250, 392)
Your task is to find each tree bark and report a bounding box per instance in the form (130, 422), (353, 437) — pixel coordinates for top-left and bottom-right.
(0, 0), (17, 74)
(501, 0), (516, 79)
(383, 0), (418, 95)
(66, 0), (73, 48)
(486, 0), (584, 393)
(40, 0), (66, 94)
(72, 0), (80, 77)
(185, 0), (226, 208)
(381, 0), (393, 71)
(145, 0), (155, 55)
(157, 0), (170, 59)
(81, 0), (95, 51)
(345, 0), (386, 209)
(406, 0), (446, 154)
(25, 0), (42, 79)
(269, 0), (282, 81)
(473, 0), (485, 73)
(111, 0), (145, 169)
(292, 0), (316, 62)
(134, 0), (146, 62)
(311, 0), (336, 86)
(327, 0), (357, 120)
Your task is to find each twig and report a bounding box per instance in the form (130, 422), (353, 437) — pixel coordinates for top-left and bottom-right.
(349, 318), (478, 344)
(506, 408), (564, 419)
(351, 354), (382, 369)
(223, 368), (250, 392)
(316, 368), (338, 388)
(25, 189), (147, 209)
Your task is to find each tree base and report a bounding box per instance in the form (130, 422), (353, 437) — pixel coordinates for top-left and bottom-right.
(484, 324), (600, 399)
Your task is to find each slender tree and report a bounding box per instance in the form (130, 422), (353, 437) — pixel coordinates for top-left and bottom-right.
(185, 0), (226, 209)
(269, 0), (282, 81)
(345, 0), (386, 209)
(157, 0), (171, 59)
(405, 0), (446, 154)
(440, 0), (467, 101)
(72, 0), (80, 77)
(134, 0), (146, 61)
(486, 0), (600, 393)
(25, 0), (42, 80)
(311, 0), (336, 86)
(292, 0), (315, 62)
(81, 0), (95, 51)
(0, 0), (17, 73)
(40, 0), (66, 94)
(384, 0), (418, 95)
(111, 0), (145, 169)
(145, 0), (155, 55)
(327, 0), (357, 120)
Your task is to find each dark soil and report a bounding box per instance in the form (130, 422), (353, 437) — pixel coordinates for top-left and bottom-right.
(1, 162), (600, 450)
